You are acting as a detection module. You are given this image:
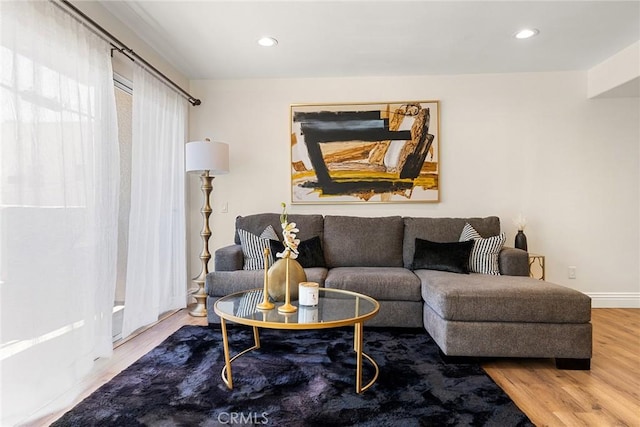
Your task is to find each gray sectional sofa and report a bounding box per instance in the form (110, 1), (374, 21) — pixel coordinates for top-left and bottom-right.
(206, 213), (592, 369)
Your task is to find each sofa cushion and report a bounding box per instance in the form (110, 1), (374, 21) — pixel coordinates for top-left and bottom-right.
(416, 269), (591, 323)
(411, 238), (474, 274)
(206, 269), (328, 297)
(403, 217), (500, 268)
(324, 215), (404, 268)
(302, 267), (329, 287)
(206, 270), (266, 297)
(235, 213), (324, 244)
(325, 267), (421, 301)
(213, 244), (244, 272)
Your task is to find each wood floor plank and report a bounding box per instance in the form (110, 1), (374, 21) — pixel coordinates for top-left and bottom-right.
(24, 308), (640, 427)
(484, 308), (640, 427)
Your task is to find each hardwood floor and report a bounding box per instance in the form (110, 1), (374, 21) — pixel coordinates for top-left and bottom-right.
(484, 309), (640, 427)
(29, 308), (639, 427)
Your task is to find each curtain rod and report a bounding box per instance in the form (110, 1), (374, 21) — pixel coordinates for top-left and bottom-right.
(55, 0), (201, 106)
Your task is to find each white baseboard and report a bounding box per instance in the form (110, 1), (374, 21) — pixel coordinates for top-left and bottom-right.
(587, 292), (640, 308)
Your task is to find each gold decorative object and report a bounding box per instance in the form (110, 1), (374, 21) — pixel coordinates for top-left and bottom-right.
(214, 287), (380, 393)
(256, 247), (275, 310)
(277, 252), (298, 314)
(529, 253), (546, 280)
(267, 254), (306, 302)
(269, 202), (304, 313)
(189, 171), (213, 317)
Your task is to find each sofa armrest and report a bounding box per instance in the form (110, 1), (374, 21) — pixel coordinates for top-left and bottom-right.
(214, 244), (244, 271)
(499, 247), (529, 276)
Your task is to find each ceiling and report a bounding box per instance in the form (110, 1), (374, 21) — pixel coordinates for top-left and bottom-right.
(99, 1), (640, 81)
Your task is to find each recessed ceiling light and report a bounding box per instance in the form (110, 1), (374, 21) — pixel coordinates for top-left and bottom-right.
(515, 28), (539, 39)
(257, 37), (278, 47)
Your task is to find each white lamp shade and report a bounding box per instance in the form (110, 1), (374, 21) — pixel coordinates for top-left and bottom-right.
(185, 140), (229, 174)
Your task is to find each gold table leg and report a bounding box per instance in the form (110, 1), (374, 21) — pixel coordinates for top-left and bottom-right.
(220, 318), (233, 389)
(354, 321), (379, 393)
(220, 321), (262, 390)
(355, 322), (363, 392)
(220, 321), (377, 393)
(252, 326), (260, 348)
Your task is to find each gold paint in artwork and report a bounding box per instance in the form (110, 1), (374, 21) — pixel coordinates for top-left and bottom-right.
(290, 101), (440, 203)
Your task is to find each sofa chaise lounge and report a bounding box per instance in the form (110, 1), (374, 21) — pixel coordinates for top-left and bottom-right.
(206, 213), (592, 369)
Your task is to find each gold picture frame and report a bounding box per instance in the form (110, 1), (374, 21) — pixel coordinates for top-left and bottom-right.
(290, 101), (440, 204)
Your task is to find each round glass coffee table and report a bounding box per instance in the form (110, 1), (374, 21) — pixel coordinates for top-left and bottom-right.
(214, 288), (380, 393)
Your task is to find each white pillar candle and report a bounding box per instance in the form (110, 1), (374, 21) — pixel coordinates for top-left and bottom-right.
(298, 306), (318, 323)
(298, 282), (319, 306)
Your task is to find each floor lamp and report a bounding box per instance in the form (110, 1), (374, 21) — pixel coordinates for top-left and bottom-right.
(186, 138), (229, 317)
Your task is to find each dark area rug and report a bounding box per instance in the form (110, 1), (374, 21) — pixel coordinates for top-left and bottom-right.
(53, 325), (533, 426)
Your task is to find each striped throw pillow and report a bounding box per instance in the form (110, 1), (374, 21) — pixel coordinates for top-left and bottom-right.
(459, 222), (482, 242)
(459, 223), (505, 275)
(238, 225), (279, 270)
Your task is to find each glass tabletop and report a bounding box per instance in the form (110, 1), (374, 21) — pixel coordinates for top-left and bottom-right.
(214, 288), (379, 329)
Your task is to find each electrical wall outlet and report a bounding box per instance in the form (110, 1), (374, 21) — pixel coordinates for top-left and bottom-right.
(568, 266), (577, 279)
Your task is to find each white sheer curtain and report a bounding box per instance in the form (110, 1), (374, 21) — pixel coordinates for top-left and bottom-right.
(0, 2), (119, 425)
(122, 65), (187, 338)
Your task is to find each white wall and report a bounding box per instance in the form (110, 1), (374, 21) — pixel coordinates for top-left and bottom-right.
(189, 72), (640, 307)
(71, 1), (189, 88)
(588, 41), (640, 98)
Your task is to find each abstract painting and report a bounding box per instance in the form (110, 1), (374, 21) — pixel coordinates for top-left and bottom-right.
(290, 101), (439, 203)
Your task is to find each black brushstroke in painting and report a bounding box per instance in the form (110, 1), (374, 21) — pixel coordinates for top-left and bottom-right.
(293, 108), (434, 197)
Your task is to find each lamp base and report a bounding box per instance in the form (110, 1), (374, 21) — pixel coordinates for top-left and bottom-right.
(190, 172), (213, 318)
(189, 283), (208, 317)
